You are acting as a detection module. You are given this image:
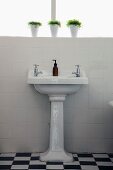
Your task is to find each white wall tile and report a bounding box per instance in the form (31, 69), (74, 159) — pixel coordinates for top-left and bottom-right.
(86, 124), (106, 139)
(64, 123), (73, 139)
(89, 78), (104, 109)
(64, 139), (73, 152)
(103, 108), (113, 123)
(87, 108), (105, 124)
(71, 123), (87, 139)
(104, 139), (113, 153)
(0, 123), (12, 139)
(87, 139), (105, 153)
(72, 139), (88, 152)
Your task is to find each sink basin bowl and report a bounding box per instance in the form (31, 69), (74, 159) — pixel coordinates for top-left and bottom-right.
(27, 70), (88, 95)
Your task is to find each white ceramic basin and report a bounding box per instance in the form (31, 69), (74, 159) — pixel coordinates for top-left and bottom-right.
(27, 70), (88, 95)
(27, 69), (88, 162)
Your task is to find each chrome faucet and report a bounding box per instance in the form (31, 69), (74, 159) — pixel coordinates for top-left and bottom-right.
(33, 64), (42, 77)
(72, 65), (80, 77)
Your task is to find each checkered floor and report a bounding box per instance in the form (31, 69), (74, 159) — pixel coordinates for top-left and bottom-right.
(0, 153), (113, 170)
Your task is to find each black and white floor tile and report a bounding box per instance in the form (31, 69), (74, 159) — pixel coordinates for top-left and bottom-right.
(0, 152), (113, 169)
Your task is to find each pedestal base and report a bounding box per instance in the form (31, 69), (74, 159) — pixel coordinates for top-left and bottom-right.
(40, 150), (73, 162)
(40, 95), (73, 162)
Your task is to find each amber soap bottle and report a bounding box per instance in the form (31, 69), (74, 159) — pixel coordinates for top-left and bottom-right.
(52, 60), (58, 76)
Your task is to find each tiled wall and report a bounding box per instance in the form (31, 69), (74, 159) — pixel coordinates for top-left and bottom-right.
(0, 37), (113, 153)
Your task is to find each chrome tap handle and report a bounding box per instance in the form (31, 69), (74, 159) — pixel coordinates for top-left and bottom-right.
(33, 64), (39, 77)
(75, 65), (80, 68)
(33, 64), (42, 77)
(33, 64), (39, 68)
(72, 65), (80, 77)
(75, 65), (80, 77)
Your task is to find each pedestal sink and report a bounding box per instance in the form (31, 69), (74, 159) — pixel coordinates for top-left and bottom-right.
(27, 70), (88, 162)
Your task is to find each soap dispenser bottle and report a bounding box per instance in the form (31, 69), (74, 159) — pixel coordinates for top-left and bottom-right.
(52, 59), (58, 76)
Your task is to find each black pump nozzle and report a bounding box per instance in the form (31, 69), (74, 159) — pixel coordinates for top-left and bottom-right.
(52, 59), (56, 63)
(52, 59), (57, 66)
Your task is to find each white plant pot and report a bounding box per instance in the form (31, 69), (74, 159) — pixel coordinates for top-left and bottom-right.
(30, 25), (39, 37)
(50, 25), (59, 37)
(69, 25), (79, 37)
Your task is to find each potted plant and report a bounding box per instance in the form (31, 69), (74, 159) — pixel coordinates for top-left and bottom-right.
(67, 19), (81, 37)
(48, 20), (61, 37)
(28, 21), (42, 37)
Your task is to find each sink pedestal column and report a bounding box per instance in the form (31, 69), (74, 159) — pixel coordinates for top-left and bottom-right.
(40, 95), (73, 162)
